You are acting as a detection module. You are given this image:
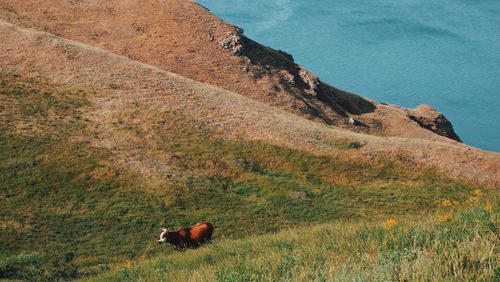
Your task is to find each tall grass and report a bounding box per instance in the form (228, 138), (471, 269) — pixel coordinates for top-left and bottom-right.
(89, 203), (499, 281)
(0, 75), (496, 280)
(0, 76), (170, 280)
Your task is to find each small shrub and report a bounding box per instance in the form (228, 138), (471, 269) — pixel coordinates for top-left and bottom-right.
(0, 253), (44, 280)
(330, 139), (363, 150)
(0, 252), (81, 281)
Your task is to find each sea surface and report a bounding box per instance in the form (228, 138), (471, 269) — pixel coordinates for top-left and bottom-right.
(198, 0), (500, 152)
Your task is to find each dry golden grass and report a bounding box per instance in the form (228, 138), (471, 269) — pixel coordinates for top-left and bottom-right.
(0, 0), (469, 141)
(0, 20), (498, 188)
(0, 18), (499, 281)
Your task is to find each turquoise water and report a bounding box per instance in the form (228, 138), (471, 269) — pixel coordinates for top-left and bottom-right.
(198, 0), (500, 152)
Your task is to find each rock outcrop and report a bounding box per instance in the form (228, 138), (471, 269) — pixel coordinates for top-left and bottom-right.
(409, 105), (462, 142)
(220, 27), (244, 55)
(299, 68), (321, 97)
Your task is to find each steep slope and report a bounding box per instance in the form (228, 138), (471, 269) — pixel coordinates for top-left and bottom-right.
(0, 0), (462, 142)
(0, 14), (499, 281)
(89, 205), (499, 281)
(0, 21), (498, 187)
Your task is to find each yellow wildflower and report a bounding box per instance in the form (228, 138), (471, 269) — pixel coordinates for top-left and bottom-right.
(485, 201), (493, 213)
(441, 199), (453, 207)
(383, 218), (398, 229)
(474, 189), (483, 197)
(468, 196), (479, 204)
(438, 214), (453, 223)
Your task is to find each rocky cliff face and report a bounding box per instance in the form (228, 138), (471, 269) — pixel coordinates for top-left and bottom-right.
(0, 0), (462, 143)
(215, 24), (462, 142)
(409, 105), (462, 142)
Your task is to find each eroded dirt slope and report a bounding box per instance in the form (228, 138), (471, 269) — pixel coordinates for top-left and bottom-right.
(0, 0), (462, 142)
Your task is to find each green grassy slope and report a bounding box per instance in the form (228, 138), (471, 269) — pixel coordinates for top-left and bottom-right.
(0, 75), (496, 280)
(88, 204), (499, 281)
(0, 75), (172, 279)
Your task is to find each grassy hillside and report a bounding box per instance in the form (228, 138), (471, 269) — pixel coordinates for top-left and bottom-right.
(89, 203), (499, 281)
(0, 74), (497, 280)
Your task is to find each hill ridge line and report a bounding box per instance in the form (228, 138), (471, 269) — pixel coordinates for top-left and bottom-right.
(1, 20), (498, 187)
(0, 20), (473, 149)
